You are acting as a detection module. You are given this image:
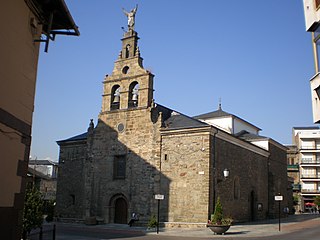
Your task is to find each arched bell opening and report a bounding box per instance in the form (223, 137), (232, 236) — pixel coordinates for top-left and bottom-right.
(111, 85), (121, 110)
(128, 81), (139, 108)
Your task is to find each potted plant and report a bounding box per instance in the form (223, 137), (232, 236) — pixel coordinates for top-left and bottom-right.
(207, 197), (233, 235)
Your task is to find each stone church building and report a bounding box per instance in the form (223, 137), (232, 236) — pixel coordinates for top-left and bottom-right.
(56, 14), (289, 226)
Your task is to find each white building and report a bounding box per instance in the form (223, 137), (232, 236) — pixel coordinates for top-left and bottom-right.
(292, 127), (320, 209)
(302, 0), (320, 123)
(28, 159), (58, 178)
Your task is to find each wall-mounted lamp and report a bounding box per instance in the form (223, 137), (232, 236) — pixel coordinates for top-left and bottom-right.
(223, 169), (230, 179)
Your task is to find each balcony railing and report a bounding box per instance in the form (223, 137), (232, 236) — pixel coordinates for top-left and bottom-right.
(301, 174), (320, 179)
(301, 159), (320, 164)
(301, 189), (320, 194)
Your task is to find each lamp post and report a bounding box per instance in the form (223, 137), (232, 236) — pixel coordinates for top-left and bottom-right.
(214, 168), (230, 210)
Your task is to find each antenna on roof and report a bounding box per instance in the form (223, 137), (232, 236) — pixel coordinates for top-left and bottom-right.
(218, 97), (222, 110)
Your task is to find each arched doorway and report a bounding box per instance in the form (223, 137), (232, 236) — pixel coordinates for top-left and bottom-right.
(114, 197), (128, 224)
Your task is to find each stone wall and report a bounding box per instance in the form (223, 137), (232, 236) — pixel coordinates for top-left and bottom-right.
(215, 135), (269, 222)
(86, 107), (163, 223)
(56, 141), (87, 219)
(267, 142), (288, 218)
(161, 131), (211, 223)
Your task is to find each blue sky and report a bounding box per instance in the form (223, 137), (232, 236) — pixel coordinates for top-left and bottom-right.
(31, 0), (316, 161)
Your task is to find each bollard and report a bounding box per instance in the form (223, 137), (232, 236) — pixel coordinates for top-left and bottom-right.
(39, 226), (43, 240)
(53, 224), (56, 240)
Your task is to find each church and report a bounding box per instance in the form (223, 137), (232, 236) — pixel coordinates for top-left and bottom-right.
(56, 9), (289, 226)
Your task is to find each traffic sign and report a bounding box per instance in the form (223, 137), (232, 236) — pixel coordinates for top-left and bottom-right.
(155, 194), (164, 200)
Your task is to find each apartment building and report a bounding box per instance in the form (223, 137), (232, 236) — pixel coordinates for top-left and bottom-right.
(292, 127), (320, 211)
(302, 0), (320, 123)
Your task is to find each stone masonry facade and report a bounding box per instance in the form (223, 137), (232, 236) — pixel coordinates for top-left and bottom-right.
(56, 22), (289, 227)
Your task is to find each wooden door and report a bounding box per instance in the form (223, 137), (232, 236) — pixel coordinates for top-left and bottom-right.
(114, 198), (128, 224)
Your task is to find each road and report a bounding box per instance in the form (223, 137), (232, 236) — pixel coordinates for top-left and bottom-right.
(52, 222), (320, 240)
(29, 215), (319, 240)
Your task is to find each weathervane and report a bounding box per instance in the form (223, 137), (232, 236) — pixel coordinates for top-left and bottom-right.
(122, 5), (138, 31)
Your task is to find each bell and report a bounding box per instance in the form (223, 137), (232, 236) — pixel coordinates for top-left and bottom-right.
(113, 95), (120, 103)
(132, 93), (138, 101)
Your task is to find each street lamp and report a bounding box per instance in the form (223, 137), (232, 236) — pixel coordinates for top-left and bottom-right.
(223, 169), (230, 179)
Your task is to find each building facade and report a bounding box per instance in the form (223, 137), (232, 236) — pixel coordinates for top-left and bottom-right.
(56, 13), (289, 226)
(286, 145), (301, 212)
(302, 0), (320, 123)
(292, 127), (320, 211)
(0, 1), (78, 239)
(28, 160), (58, 201)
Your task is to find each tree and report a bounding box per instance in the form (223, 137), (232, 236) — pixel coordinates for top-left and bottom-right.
(211, 197), (223, 224)
(22, 185), (44, 239)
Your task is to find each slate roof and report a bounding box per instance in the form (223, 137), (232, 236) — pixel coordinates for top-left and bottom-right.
(29, 160), (58, 165)
(193, 106), (261, 131)
(57, 104), (211, 144)
(235, 130), (268, 141)
(156, 104), (209, 130)
(57, 132), (87, 144)
(193, 107), (232, 119)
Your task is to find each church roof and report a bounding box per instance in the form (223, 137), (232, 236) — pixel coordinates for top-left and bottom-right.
(193, 106), (261, 131)
(156, 104), (209, 130)
(235, 130), (268, 141)
(193, 107), (232, 119)
(57, 132), (87, 144)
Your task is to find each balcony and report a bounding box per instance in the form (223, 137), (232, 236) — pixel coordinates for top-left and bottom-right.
(300, 147), (320, 153)
(301, 174), (320, 179)
(301, 189), (320, 194)
(287, 164), (299, 171)
(300, 159), (320, 165)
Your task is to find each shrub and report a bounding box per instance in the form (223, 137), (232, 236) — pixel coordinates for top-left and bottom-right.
(147, 215), (158, 228)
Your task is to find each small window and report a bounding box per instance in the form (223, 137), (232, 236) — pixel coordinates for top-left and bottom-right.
(70, 194), (75, 205)
(125, 44), (130, 58)
(114, 155), (126, 179)
(122, 66), (129, 74)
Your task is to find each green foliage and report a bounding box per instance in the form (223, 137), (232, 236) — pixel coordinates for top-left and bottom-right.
(211, 197), (223, 224)
(314, 196), (320, 207)
(147, 215), (158, 228)
(22, 186), (44, 235)
(209, 197), (233, 225)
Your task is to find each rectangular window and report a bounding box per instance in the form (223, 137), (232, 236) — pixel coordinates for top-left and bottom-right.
(113, 155), (126, 179)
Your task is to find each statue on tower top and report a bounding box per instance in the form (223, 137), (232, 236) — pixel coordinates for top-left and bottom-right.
(122, 5), (138, 31)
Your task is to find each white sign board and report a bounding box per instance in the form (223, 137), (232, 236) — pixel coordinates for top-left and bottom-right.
(155, 194), (164, 200)
(274, 195), (283, 201)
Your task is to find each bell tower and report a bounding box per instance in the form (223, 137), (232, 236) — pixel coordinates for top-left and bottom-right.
(101, 7), (154, 113)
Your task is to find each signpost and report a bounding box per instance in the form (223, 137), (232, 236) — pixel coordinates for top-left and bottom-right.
(274, 194), (283, 231)
(154, 194), (164, 234)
